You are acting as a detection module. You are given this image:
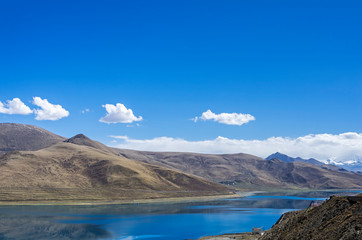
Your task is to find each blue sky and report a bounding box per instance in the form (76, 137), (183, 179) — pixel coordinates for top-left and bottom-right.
(0, 1), (361, 161)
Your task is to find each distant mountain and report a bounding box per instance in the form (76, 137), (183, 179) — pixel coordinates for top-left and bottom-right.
(117, 149), (362, 189)
(0, 123), (65, 152)
(340, 161), (362, 173)
(266, 152), (362, 173)
(266, 152), (324, 166)
(326, 158), (362, 173)
(265, 152), (356, 173)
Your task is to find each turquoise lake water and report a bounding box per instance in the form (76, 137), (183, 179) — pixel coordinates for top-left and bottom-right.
(0, 190), (360, 240)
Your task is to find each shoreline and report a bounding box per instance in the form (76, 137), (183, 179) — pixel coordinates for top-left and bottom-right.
(198, 232), (263, 240)
(1, 189), (359, 206)
(0, 193), (242, 206)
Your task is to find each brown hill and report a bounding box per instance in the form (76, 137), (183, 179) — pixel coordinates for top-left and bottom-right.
(1, 123), (361, 193)
(0, 140), (230, 203)
(116, 150), (362, 189)
(0, 123), (65, 152)
(260, 194), (362, 240)
(64, 133), (118, 155)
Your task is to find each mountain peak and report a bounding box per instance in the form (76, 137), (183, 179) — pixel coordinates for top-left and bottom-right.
(64, 133), (117, 155)
(67, 134), (89, 141)
(266, 152), (292, 162)
(64, 134), (91, 144)
(266, 152), (324, 166)
(65, 134), (97, 145)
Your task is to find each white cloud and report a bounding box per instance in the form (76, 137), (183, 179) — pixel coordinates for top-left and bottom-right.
(0, 98), (33, 115)
(194, 109), (255, 126)
(109, 132), (362, 163)
(100, 103), (142, 124)
(33, 97), (69, 120)
(126, 123), (140, 128)
(81, 108), (90, 114)
(111, 135), (130, 140)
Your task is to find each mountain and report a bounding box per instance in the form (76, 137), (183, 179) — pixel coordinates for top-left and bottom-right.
(0, 135), (230, 203)
(0, 123), (65, 152)
(266, 152), (324, 166)
(1, 123), (361, 199)
(266, 152), (362, 173)
(116, 149), (362, 189)
(340, 161), (362, 173)
(326, 158), (362, 173)
(64, 133), (119, 155)
(260, 194), (362, 240)
(62, 135), (362, 189)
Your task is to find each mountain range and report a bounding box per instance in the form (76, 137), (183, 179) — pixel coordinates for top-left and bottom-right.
(326, 158), (362, 173)
(116, 149), (362, 189)
(266, 152), (362, 173)
(0, 123), (361, 203)
(0, 123), (230, 203)
(266, 152), (324, 165)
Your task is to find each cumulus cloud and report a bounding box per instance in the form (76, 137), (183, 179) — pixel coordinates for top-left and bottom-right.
(100, 103), (142, 124)
(33, 97), (69, 120)
(0, 98), (33, 115)
(109, 132), (362, 163)
(194, 110), (255, 126)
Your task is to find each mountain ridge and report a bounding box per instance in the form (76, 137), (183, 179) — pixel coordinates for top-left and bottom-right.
(266, 152), (324, 165)
(1, 123), (361, 200)
(64, 133), (119, 155)
(0, 123), (65, 152)
(326, 158), (362, 173)
(116, 149), (362, 189)
(0, 140), (230, 202)
(267, 152), (362, 173)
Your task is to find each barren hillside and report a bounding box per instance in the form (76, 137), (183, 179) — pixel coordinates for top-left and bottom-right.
(0, 140), (230, 203)
(117, 149), (362, 189)
(0, 123), (64, 152)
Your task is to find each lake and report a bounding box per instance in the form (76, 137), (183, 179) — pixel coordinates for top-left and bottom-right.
(0, 190), (360, 240)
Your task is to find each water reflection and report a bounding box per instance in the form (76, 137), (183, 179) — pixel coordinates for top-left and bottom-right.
(0, 215), (111, 240)
(0, 190), (360, 240)
(119, 235), (163, 240)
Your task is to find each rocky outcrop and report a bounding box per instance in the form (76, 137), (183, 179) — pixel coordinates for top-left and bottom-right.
(260, 194), (362, 240)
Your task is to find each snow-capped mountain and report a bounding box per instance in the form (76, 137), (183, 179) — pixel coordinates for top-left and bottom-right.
(326, 157), (362, 173)
(267, 152), (362, 173)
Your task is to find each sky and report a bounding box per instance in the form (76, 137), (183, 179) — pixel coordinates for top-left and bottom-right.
(0, 0), (361, 162)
